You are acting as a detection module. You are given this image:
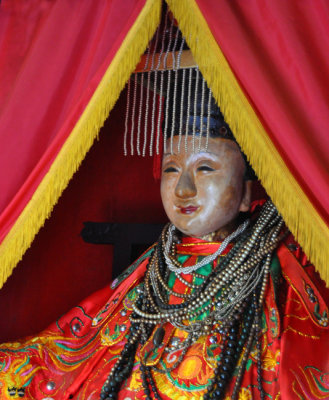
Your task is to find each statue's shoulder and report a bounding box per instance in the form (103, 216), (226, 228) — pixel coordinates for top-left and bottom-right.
(0, 244), (157, 396)
(276, 236), (329, 329)
(110, 243), (156, 290)
(274, 238), (329, 398)
(0, 243), (156, 348)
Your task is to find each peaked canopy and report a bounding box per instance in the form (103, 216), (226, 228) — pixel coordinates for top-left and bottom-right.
(0, 0), (328, 288)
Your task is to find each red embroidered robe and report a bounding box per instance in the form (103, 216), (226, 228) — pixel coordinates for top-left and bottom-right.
(0, 237), (328, 400)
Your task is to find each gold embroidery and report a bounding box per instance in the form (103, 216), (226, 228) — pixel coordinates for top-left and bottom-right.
(283, 325), (320, 340)
(178, 242), (223, 247)
(285, 297), (303, 309)
(238, 387), (252, 400)
(292, 380), (305, 400)
(177, 251), (226, 256)
(291, 366), (329, 400)
(263, 349), (280, 371)
(285, 314), (310, 321)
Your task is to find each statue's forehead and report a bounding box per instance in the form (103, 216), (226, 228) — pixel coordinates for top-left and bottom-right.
(163, 135), (240, 155)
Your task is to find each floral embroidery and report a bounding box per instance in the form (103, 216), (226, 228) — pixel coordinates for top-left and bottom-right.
(304, 283), (329, 327)
(238, 387), (252, 400)
(263, 349), (280, 371)
(0, 356), (41, 399)
(111, 248), (154, 289)
(92, 302), (111, 326)
(291, 365), (329, 399)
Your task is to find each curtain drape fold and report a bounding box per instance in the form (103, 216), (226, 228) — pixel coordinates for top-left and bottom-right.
(0, 0), (161, 288)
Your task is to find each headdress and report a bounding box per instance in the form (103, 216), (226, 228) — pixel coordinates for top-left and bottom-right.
(123, 9), (256, 180)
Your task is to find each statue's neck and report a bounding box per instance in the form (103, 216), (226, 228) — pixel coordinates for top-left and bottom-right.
(197, 220), (238, 242)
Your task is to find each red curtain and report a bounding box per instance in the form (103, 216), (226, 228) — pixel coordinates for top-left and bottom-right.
(0, 0), (162, 290)
(196, 0), (329, 227)
(0, 0), (147, 238)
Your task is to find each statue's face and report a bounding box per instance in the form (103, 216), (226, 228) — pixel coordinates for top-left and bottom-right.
(161, 136), (251, 238)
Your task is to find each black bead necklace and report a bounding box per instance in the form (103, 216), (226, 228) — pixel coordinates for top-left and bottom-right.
(100, 200), (284, 400)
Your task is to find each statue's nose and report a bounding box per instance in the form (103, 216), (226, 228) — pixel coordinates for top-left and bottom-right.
(175, 171), (197, 199)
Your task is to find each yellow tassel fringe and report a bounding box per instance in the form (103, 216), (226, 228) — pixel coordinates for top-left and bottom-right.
(1, 0), (328, 289)
(0, 0), (162, 289)
(166, 0), (329, 286)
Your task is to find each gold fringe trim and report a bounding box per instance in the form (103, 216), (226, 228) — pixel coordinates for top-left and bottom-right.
(167, 0), (329, 286)
(0, 0), (162, 289)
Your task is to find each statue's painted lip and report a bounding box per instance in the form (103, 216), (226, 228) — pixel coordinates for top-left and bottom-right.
(179, 206), (199, 214)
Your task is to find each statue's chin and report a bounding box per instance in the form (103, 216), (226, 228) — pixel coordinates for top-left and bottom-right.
(175, 220), (238, 242)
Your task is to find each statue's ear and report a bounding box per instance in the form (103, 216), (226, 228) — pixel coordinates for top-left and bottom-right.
(239, 180), (253, 212)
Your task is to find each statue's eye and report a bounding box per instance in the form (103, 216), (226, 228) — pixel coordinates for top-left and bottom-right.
(163, 167), (178, 173)
(197, 165), (214, 172)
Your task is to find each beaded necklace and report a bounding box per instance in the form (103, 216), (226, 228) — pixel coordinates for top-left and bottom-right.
(164, 220), (249, 274)
(100, 200), (284, 400)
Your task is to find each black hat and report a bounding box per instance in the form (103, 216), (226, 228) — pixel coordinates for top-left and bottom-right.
(163, 68), (256, 180)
